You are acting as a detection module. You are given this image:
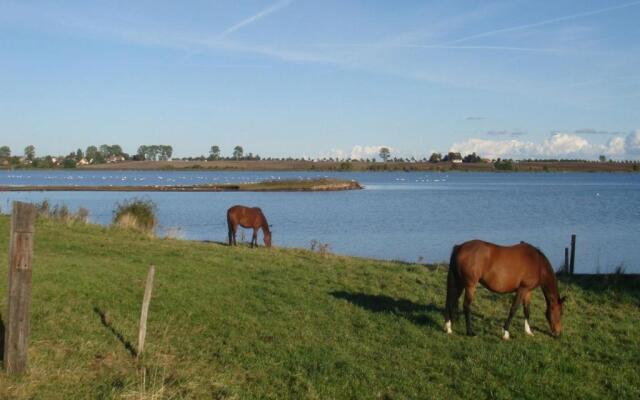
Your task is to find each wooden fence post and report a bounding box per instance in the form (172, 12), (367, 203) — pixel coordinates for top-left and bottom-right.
(564, 247), (569, 274)
(569, 234), (577, 275)
(4, 201), (36, 375)
(137, 265), (155, 358)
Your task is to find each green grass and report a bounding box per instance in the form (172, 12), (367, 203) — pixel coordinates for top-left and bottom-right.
(0, 216), (638, 399)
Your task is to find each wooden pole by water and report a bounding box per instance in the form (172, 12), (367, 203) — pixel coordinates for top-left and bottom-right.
(137, 265), (155, 358)
(569, 234), (577, 275)
(4, 201), (36, 375)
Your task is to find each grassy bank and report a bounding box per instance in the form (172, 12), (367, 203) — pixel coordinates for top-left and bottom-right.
(74, 159), (640, 173)
(0, 178), (362, 193)
(0, 217), (638, 399)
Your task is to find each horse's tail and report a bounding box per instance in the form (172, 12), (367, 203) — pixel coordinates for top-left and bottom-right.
(226, 209), (232, 229)
(226, 209), (235, 245)
(445, 244), (461, 322)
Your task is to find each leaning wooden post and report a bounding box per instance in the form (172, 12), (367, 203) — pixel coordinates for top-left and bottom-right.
(137, 265), (155, 358)
(569, 234), (577, 275)
(564, 247), (569, 274)
(4, 201), (36, 375)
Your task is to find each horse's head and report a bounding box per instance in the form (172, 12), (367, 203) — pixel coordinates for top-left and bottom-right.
(264, 231), (272, 248)
(546, 296), (565, 337)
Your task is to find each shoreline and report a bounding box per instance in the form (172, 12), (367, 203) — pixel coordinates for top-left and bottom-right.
(3, 159), (639, 173)
(82, 160), (640, 173)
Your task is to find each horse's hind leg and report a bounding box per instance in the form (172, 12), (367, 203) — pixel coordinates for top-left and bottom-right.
(522, 291), (533, 336)
(502, 289), (525, 340)
(463, 285), (476, 336)
(444, 276), (463, 333)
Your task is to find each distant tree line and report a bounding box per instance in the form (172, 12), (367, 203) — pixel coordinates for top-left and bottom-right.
(0, 144), (131, 169)
(178, 145), (261, 162)
(135, 145), (173, 161)
(2, 143), (640, 169)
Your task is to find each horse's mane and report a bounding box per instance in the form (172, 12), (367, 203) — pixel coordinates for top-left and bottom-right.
(258, 209), (271, 233)
(520, 242), (552, 269)
(529, 244), (560, 304)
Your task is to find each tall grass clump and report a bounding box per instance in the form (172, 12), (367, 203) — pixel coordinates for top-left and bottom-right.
(34, 200), (89, 224)
(113, 198), (157, 234)
(310, 239), (331, 257)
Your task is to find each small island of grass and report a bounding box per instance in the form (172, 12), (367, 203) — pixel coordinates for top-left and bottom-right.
(0, 178), (363, 192)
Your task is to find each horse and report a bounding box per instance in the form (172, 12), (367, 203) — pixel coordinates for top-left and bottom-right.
(227, 205), (272, 248)
(444, 240), (565, 339)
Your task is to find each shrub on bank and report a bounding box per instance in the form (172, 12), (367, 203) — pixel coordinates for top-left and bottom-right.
(494, 158), (514, 171)
(113, 199), (157, 234)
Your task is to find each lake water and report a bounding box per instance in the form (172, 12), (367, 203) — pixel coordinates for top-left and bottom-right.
(1, 170), (639, 273)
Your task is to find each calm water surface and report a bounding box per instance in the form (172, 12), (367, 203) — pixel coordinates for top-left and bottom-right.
(1, 170), (638, 273)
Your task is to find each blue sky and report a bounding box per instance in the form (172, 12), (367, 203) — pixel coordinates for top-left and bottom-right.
(1, 0), (639, 160)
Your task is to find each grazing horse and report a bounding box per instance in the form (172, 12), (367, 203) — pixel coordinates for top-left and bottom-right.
(227, 205), (272, 248)
(444, 240), (565, 339)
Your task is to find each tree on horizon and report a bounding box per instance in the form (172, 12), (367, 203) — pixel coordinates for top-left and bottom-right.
(24, 145), (35, 161)
(86, 145), (103, 163)
(233, 145), (244, 160)
(379, 147), (390, 162)
(210, 145), (221, 160)
(429, 152), (442, 163)
(0, 145), (10, 158)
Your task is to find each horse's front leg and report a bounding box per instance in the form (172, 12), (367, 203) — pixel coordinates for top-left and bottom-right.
(251, 228), (258, 248)
(228, 224), (237, 246)
(522, 291), (533, 336)
(503, 289), (525, 340)
(463, 285), (476, 336)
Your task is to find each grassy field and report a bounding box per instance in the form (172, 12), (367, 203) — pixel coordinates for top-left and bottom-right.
(0, 216), (639, 399)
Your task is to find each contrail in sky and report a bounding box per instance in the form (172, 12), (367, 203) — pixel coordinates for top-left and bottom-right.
(442, 0), (640, 45)
(219, 0), (293, 38)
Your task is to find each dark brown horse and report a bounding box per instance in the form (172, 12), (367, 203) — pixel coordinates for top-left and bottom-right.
(444, 240), (565, 339)
(227, 205), (272, 248)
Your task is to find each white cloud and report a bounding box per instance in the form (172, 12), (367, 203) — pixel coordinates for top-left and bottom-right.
(540, 132), (599, 157)
(450, 138), (537, 159)
(625, 130), (640, 155)
(323, 145), (393, 160)
(451, 131), (640, 160)
(605, 136), (626, 156)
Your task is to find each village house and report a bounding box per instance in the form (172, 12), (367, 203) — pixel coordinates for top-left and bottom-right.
(106, 155), (126, 163)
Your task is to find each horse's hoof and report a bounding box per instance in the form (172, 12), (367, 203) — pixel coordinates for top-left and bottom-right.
(444, 321), (453, 334)
(524, 320), (534, 336)
(502, 329), (510, 340)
